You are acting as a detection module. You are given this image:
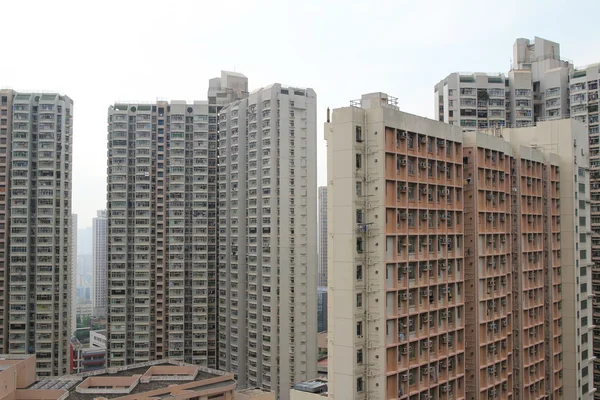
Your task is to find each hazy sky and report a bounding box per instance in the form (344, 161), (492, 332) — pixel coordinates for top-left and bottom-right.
(2, 0), (599, 228)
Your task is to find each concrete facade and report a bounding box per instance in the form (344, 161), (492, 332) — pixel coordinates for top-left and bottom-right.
(7, 92), (73, 376)
(217, 83), (318, 399)
(569, 63), (600, 398)
(326, 93), (466, 400)
(327, 95), (581, 399)
(71, 214), (78, 336)
(91, 210), (107, 318)
(106, 71), (248, 369)
(0, 89), (13, 355)
(318, 186), (328, 287)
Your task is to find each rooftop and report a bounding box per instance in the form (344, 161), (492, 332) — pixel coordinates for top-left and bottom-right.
(292, 379), (328, 394)
(26, 360), (235, 400)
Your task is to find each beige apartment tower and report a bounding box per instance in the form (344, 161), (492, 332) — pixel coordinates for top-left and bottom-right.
(0, 89), (13, 354)
(217, 84), (318, 399)
(8, 92), (74, 376)
(327, 94), (579, 400)
(326, 93), (467, 400)
(106, 71), (248, 369)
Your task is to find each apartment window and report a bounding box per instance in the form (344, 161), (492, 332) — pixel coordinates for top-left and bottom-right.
(580, 216), (586, 226)
(357, 378), (364, 392)
(582, 333), (588, 344)
(356, 265), (363, 280)
(356, 294), (363, 308)
(357, 238), (364, 253)
(582, 316), (588, 327)
(407, 132), (414, 149)
(357, 321), (363, 337)
(356, 182), (362, 197)
(356, 154), (362, 169)
(579, 183), (586, 193)
(356, 126), (363, 142)
(357, 349), (363, 364)
(580, 200), (586, 209)
(581, 283), (588, 294)
(581, 300), (588, 310)
(583, 383), (589, 394)
(356, 209), (364, 224)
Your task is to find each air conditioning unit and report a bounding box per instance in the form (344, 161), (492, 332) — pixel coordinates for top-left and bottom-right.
(488, 280), (494, 287)
(399, 131), (407, 139)
(399, 212), (407, 220)
(487, 215), (493, 222)
(488, 344), (496, 352)
(501, 298), (507, 306)
(419, 136), (427, 144)
(441, 311), (448, 319)
(528, 215), (534, 223)
(529, 291), (534, 299)
(489, 323), (496, 331)
(488, 366), (496, 374)
(502, 319), (508, 327)
(441, 385), (449, 393)
(438, 140), (446, 147)
(440, 238), (446, 244)
(528, 233), (533, 241)
(439, 262), (446, 270)
(421, 187), (428, 194)
(420, 162), (427, 169)
(400, 185), (407, 192)
(502, 382), (508, 390)
(500, 256), (506, 264)
(440, 213), (447, 220)
(439, 189), (447, 196)
(421, 394), (429, 400)
(527, 160), (532, 167)
(401, 373), (409, 381)
(401, 347), (408, 355)
(527, 198), (532, 205)
(500, 214), (506, 222)
(527, 178), (533, 185)
(501, 277), (506, 285)
(499, 172), (505, 181)
(421, 264), (429, 272)
(421, 290), (428, 298)
(399, 159), (407, 166)
(422, 341), (429, 349)
(421, 213), (428, 220)
(401, 293), (409, 301)
(499, 193), (505, 201)
(500, 236), (506, 243)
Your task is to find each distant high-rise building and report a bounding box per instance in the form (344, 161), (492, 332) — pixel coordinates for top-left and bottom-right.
(71, 214), (78, 335)
(106, 71), (248, 368)
(7, 92), (73, 376)
(326, 93), (578, 399)
(435, 37), (572, 130)
(318, 186), (328, 287)
(317, 287), (327, 333)
(92, 210), (107, 318)
(218, 84), (318, 399)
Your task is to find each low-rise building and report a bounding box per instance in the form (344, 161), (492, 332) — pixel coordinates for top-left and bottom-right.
(1, 354), (239, 400)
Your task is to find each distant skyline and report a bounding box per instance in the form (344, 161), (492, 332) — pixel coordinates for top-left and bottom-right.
(1, 0), (599, 227)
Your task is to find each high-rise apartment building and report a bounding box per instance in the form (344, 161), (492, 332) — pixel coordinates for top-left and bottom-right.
(92, 210), (107, 318)
(106, 71), (248, 369)
(217, 83), (318, 399)
(501, 120), (593, 400)
(7, 92), (73, 376)
(0, 89), (14, 354)
(569, 64), (600, 398)
(71, 214), (78, 335)
(318, 186), (328, 287)
(435, 37), (573, 130)
(326, 93), (467, 400)
(327, 93), (584, 399)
